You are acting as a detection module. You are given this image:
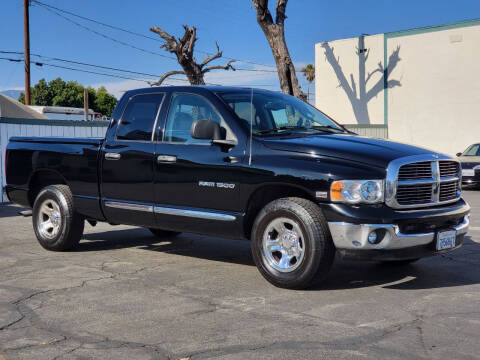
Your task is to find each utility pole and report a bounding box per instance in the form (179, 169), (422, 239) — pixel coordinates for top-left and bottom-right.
(83, 88), (89, 121)
(23, 0), (31, 105)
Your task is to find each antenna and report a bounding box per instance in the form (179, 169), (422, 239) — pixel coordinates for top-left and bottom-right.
(249, 87), (253, 166)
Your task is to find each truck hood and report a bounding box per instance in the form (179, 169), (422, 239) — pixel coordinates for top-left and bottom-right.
(262, 133), (442, 169)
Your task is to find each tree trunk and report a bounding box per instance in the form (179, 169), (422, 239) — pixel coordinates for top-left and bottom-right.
(252, 0), (306, 100)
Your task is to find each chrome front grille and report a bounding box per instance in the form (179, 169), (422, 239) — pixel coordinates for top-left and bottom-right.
(386, 155), (462, 209)
(396, 184), (433, 205)
(439, 161), (460, 178)
(439, 181), (459, 202)
(398, 161), (432, 180)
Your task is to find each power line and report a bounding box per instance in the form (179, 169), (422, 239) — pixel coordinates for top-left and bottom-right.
(30, 0), (281, 70)
(0, 50), (282, 87)
(39, 63), (150, 83)
(1, 48), (284, 89)
(0, 57), (22, 63)
(1, 51), (161, 79)
(0, 52), (214, 85)
(31, 1), (177, 60)
(18, 52), (217, 84)
(31, 0), (164, 43)
(0, 56), (149, 83)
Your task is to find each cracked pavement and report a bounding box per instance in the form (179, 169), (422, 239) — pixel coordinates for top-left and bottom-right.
(1, 191), (480, 359)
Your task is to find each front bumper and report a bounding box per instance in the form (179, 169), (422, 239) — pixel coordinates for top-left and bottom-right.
(328, 215), (470, 258)
(462, 176), (480, 186)
(321, 199), (470, 261)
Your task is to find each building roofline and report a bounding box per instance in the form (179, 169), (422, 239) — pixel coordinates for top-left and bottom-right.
(316, 17), (480, 44)
(385, 17), (480, 38)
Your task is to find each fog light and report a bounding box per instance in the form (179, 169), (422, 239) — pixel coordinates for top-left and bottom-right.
(368, 231), (378, 244)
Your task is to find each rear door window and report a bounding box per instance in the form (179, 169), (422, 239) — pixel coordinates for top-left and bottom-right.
(117, 94), (164, 141)
(164, 93), (222, 143)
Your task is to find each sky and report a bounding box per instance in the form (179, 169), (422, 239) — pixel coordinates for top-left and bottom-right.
(1, 0), (480, 100)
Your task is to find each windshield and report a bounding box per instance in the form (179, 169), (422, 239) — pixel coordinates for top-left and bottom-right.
(462, 144), (480, 156)
(218, 91), (346, 135)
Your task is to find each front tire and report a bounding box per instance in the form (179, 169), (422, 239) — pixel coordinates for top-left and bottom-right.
(32, 185), (84, 251)
(251, 197), (335, 289)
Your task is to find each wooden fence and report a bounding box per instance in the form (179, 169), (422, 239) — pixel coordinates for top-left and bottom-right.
(0, 117), (108, 203)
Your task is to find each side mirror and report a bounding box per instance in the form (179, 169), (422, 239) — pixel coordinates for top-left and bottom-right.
(191, 119), (222, 140)
(456, 152), (462, 157)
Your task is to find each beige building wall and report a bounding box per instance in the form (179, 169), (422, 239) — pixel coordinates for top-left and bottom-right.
(315, 34), (384, 125)
(387, 25), (480, 156)
(315, 20), (480, 156)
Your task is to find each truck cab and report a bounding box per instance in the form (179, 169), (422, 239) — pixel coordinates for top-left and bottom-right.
(5, 86), (470, 289)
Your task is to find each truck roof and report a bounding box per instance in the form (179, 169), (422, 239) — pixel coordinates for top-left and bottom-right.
(123, 85), (276, 97)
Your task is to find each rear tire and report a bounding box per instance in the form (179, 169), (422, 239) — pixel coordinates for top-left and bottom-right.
(32, 185), (84, 251)
(251, 197), (335, 289)
(148, 228), (181, 238)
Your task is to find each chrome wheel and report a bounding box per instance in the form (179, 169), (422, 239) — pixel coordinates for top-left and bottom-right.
(37, 199), (62, 239)
(262, 217), (305, 273)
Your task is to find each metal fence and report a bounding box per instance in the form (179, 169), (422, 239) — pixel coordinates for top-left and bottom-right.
(343, 124), (388, 139)
(0, 117), (108, 203)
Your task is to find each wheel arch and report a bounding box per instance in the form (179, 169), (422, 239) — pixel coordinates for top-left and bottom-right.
(28, 169), (68, 206)
(243, 183), (317, 239)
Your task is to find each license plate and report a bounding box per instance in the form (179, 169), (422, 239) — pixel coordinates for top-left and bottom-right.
(462, 169), (475, 177)
(436, 230), (456, 251)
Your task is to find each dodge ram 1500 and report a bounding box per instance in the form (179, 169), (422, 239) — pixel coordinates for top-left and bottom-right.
(5, 86), (470, 289)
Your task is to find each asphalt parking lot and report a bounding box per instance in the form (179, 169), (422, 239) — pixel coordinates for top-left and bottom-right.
(0, 192), (479, 360)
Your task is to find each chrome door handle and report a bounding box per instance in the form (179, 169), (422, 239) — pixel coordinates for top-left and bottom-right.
(224, 156), (239, 163)
(105, 152), (121, 160)
(157, 155), (177, 163)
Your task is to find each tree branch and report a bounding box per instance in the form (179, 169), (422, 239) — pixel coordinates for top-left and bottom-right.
(321, 42), (354, 99)
(150, 26), (178, 52)
(275, 0), (288, 25)
(366, 46), (401, 101)
(200, 42), (222, 67)
(202, 60), (236, 74)
(182, 25), (196, 56)
(365, 62), (383, 84)
(149, 70), (186, 86)
(251, 0), (274, 26)
(150, 25), (235, 86)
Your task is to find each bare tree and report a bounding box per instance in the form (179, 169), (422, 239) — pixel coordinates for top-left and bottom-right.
(251, 0), (306, 100)
(149, 25), (235, 86)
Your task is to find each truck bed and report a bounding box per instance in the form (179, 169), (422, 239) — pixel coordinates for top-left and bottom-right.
(5, 136), (104, 220)
(9, 136), (104, 146)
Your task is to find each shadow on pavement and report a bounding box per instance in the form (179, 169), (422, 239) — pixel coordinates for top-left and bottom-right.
(317, 236), (480, 291)
(0, 203), (28, 218)
(81, 228), (163, 250)
(79, 228), (255, 266)
(78, 227), (480, 291)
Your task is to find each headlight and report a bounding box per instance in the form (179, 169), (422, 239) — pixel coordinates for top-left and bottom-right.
(330, 180), (384, 204)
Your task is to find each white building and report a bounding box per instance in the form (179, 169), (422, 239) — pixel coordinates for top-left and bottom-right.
(315, 19), (480, 156)
(28, 106), (102, 121)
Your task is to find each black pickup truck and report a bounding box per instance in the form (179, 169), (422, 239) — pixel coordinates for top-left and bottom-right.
(5, 86), (470, 289)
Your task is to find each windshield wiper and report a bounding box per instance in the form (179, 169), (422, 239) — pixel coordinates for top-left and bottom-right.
(254, 128), (283, 135)
(311, 125), (346, 133)
(255, 125), (345, 135)
(254, 126), (306, 135)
